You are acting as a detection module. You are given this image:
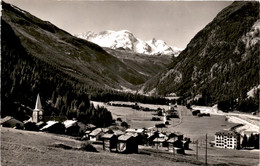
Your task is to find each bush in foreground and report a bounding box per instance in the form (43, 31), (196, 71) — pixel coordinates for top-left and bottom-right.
(80, 142), (97, 152)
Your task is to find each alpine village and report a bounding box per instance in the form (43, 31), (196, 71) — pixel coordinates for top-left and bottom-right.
(1, 1), (260, 166)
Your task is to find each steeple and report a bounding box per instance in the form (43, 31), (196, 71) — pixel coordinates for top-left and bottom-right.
(35, 94), (42, 110)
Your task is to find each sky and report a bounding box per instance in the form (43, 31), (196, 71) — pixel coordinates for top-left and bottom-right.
(5, 0), (232, 49)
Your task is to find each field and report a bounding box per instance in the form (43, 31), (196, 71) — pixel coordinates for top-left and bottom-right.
(165, 106), (236, 141)
(93, 101), (236, 141)
(1, 127), (196, 166)
(2, 127), (259, 166)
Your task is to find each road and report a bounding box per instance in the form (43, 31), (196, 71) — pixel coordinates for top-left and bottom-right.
(191, 105), (259, 134)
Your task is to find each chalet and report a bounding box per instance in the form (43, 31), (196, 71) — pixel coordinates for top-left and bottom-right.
(215, 130), (240, 149)
(63, 120), (79, 136)
(153, 137), (167, 149)
(89, 128), (104, 141)
(24, 121), (38, 131)
(112, 130), (124, 136)
(40, 121), (65, 134)
(168, 132), (183, 140)
(102, 134), (117, 152)
(36, 121), (46, 129)
(117, 135), (138, 153)
(144, 130), (155, 144)
(167, 138), (185, 154)
(89, 128), (113, 141)
(102, 128), (113, 134)
(84, 130), (92, 140)
(182, 138), (191, 150)
(77, 122), (87, 136)
(1, 116), (24, 129)
(126, 128), (145, 135)
(86, 124), (96, 130)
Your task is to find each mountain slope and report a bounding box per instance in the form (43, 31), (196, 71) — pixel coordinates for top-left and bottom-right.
(103, 47), (172, 78)
(75, 30), (182, 56)
(2, 2), (151, 92)
(2, 1), (165, 122)
(142, 2), (259, 105)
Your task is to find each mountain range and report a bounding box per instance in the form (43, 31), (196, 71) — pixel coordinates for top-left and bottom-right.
(141, 1), (259, 106)
(2, 1), (259, 115)
(75, 30), (182, 56)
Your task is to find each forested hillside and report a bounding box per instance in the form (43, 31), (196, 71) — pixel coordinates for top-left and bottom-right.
(142, 1), (259, 112)
(1, 2), (170, 124)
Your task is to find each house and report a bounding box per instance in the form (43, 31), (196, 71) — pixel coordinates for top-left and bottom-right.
(32, 94), (44, 123)
(102, 128), (113, 134)
(168, 132), (184, 140)
(77, 122), (87, 136)
(1, 116), (24, 129)
(84, 130), (92, 139)
(102, 134), (117, 151)
(86, 124), (96, 130)
(153, 137), (167, 149)
(40, 121), (65, 134)
(182, 138), (191, 150)
(117, 135), (138, 153)
(126, 128), (145, 135)
(24, 121), (38, 131)
(113, 130), (124, 136)
(167, 138), (185, 154)
(36, 121), (46, 129)
(63, 120), (79, 136)
(146, 131), (158, 146)
(215, 130), (240, 149)
(89, 128), (104, 141)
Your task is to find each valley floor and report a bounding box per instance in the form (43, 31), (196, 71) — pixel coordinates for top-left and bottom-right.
(1, 127), (259, 166)
(2, 103), (259, 166)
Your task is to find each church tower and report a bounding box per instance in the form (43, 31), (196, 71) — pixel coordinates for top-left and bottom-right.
(32, 94), (44, 123)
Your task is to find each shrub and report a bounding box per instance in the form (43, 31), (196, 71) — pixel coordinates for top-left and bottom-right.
(117, 118), (122, 122)
(80, 142), (97, 152)
(121, 121), (129, 128)
(151, 117), (160, 121)
(192, 110), (200, 116)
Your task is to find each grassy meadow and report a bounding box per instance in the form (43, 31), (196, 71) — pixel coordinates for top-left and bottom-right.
(93, 101), (237, 141)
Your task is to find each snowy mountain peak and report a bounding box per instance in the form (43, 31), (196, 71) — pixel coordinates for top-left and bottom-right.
(75, 30), (182, 56)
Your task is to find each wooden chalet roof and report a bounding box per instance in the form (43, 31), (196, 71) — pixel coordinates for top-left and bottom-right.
(89, 128), (103, 136)
(167, 138), (179, 143)
(63, 120), (77, 128)
(126, 128), (144, 134)
(86, 124), (96, 129)
(102, 134), (115, 139)
(0, 116), (13, 123)
(40, 121), (58, 130)
(113, 130), (125, 136)
(85, 130), (92, 134)
(153, 137), (166, 143)
(168, 132), (183, 137)
(36, 121), (46, 126)
(118, 135), (132, 141)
